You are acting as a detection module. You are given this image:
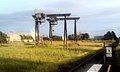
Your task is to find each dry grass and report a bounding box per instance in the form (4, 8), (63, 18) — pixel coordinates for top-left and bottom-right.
(0, 41), (103, 72)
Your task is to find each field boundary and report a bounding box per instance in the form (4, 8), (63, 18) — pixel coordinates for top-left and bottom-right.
(58, 48), (104, 72)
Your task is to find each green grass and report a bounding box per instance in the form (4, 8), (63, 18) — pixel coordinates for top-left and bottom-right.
(0, 42), (103, 72)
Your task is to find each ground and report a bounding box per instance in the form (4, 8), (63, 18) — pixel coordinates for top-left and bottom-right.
(0, 41), (103, 72)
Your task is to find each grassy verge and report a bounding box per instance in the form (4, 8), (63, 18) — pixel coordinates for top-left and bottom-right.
(116, 45), (120, 66)
(0, 41), (103, 72)
(58, 48), (103, 72)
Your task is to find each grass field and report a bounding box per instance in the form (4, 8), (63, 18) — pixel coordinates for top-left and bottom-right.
(0, 41), (103, 72)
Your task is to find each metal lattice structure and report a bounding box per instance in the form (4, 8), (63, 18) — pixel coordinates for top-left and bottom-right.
(32, 11), (80, 47)
(57, 17), (80, 42)
(32, 11), (45, 45)
(46, 13), (71, 47)
(47, 16), (58, 44)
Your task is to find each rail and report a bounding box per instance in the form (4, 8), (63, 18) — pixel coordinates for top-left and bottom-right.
(68, 49), (104, 72)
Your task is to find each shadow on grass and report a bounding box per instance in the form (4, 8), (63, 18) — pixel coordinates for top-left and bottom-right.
(0, 57), (57, 72)
(26, 45), (92, 53)
(68, 42), (102, 47)
(56, 47), (92, 52)
(0, 44), (10, 47)
(26, 43), (53, 48)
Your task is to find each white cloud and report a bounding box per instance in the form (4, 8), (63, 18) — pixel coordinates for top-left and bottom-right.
(0, 0), (120, 37)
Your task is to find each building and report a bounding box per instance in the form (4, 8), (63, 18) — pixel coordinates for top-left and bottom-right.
(23, 39), (34, 42)
(9, 34), (21, 42)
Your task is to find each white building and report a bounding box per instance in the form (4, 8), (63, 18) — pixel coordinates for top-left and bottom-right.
(9, 34), (21, 42)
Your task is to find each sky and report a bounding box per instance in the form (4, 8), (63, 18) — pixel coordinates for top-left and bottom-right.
(0, 0), (120, 37)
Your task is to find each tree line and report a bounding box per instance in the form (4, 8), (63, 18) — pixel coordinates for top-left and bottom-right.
(68, 33), (89, 40)
(103, 31), (117, 40)
(0, 31), (119, 43)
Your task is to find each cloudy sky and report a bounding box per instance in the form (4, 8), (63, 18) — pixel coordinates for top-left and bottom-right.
(0, 0), (120, 37)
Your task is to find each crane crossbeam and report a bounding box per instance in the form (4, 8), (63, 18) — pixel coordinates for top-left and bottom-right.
(57, 17), (80, 20)
(46, 13), (71, 17)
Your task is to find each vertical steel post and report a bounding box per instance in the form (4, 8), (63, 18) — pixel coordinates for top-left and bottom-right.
(49, 22), (52, 38)
(49, 22), (52, 44)
(33, 12), (45, 45)
(35, 22), (37, 44)
(35, 21), (39, 45)
(64, 16), (67, 48)
(74, 19), (77, 42)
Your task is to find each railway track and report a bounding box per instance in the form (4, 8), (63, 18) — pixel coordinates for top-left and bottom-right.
(59, 34), (119, 72)
(68, 49), (105, 72)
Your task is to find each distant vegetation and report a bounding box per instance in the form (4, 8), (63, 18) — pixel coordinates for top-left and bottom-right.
(0, 31), (7, 43)
(20, 35), (33, 40)
(43, 35), (62, 41)
(103, 31), (116, 40)
(68, 33), (89, 40)
(94, 31), (118, 40)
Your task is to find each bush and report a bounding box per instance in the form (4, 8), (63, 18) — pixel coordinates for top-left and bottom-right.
(0, 31), (7, 43)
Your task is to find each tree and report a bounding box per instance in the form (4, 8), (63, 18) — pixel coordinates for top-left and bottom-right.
(52, 35), (62, 41)
(68, 34), (74, 40)
(103, 31), (118, 40)
(111, 31), (117, 40)
(104, 31), (112, 40)
(68, 33), (90, 40)
(0, 31), (7, 43)
(80, 34), (85, 40)
(109, 31), (119, 48)
(78, 33), (90, 40)
(84, 33), (89, 39)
